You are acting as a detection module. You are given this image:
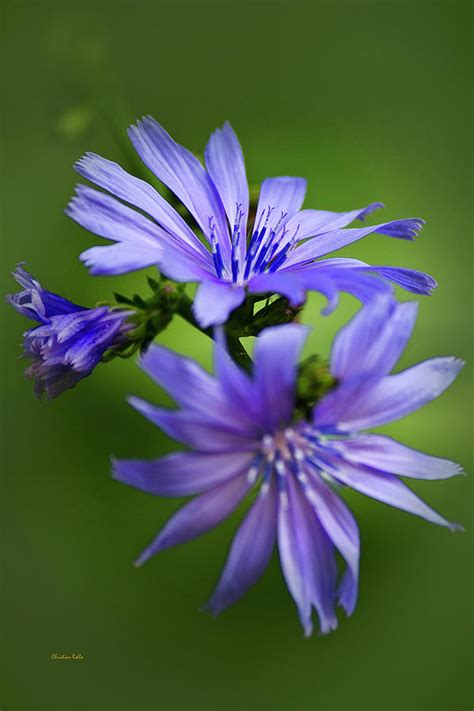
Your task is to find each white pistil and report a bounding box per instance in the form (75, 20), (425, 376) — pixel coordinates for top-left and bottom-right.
(247, 466), (259, 484)
(279, 489), (289, 511)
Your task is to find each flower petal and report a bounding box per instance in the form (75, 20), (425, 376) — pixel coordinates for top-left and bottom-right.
(112, 450), (254, 497)
(253, 323), (309, 428)
(315, 357), (464, 432)
(67, 185), (163, 248)
(278, 474), (338, 636)
(128, 116), (230, 257)
(206, 478), (277, 615)
(284, 217), (424, 266)
(68, 185), (211, 279)
(330, 296), (418, 380)
(361, 265), (437, 295)
(302, 472), (359, 615)
(254, 177), (306, 239)
(135, 473), (251, 566)
(80, 243), (162, 276)
(74, 152), (209, 258)
(205, 122), (249, 263)
(7, 265), (82, 321)
(284, 202), (384, 241)
(247, 270), (308, 305)
(325, 457), (462, 530)
(331, 435), (463, 480)
(128, 396), (257, 449)
(213, 329), (264, 428)
(193, 280), (246, 328)
(250, 260), (393, 312)
(139, 343), (222, 411)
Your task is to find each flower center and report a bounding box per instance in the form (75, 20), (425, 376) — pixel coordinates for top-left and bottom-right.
(247, 425), (326, 497)
(210, 205), (300, 284)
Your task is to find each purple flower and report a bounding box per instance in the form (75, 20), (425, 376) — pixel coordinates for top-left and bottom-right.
(113, 296), (463, 636)
(7, 265), (131, 399)
(66, 117), (434, 327)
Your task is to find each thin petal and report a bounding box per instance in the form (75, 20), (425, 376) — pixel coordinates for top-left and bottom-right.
(8, 265), (82, 321)
(135, 473), (251, 565)
(74, 152), (209, 257)
(254, 177), (306, 239)
(278, 475), (338, 636)
(247, 270), (308, 306)
(361, 265), (437, 295)
(80, 242), (162, 275)
(331, 435), (463, 480)
(315, 357), (464, 432)
(128, 116), (230, 255)
(302, 472), (359, 615)
(330, 296), (418, 380)
(139, 343), (222, 411)
(284, 202), (384, 241)
(128, 396), (257, 449)
(68, 185), (211, 279)
(67, 185), (164, 248)
(284, 217), (424, 266)
(325, 457), (462, 530)
(205, 122), (249, 263)
(193, 280), (246, 328)
(253, 323), (309, 428)
(206, 479), (277, 615)
(213, 329), (263, 428)
(112, 450), (254, 497)
(250, 261), (393, 313)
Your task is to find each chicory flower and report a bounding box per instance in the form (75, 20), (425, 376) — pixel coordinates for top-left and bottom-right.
(67, 117), (434, 327)
(114, 296), (463, 635)
(7, 265), (131, 399)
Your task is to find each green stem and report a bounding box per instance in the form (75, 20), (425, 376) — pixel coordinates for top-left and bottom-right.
(225, 335), (253, 372)
(176, 293), (252, 371)
(176, 294), (211, 337)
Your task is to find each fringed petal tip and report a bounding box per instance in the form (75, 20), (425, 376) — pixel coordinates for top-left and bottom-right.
(303, 614), (338, 638)
(379, 217), (425, 240)
(370, 267), (438, 296)
(73, 151), (102, 175)
(447, 357), (466, 376)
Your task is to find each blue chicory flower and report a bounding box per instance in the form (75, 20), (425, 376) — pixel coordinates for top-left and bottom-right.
(113, 296), (463, 636)
(7, 265), (131, 399)
(66, 117), (434, 327)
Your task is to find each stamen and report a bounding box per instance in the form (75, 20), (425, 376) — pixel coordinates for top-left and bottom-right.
(247, 453), (264, 484)
(251, 210), (287, 273)
(262, 434), (274, 451)
(267, 224), (300, 273)
(231, 204), (243, 283)
(247, 466), (260, 484)
(209, 217), (224, 278)
(268, 241), (292, 272)
(244, 206), (275, 280)
(260, 460), (274, 495)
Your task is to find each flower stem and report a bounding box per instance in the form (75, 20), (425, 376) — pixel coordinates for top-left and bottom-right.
(176, 293), (252, 371)
(225, 335), (253, 372)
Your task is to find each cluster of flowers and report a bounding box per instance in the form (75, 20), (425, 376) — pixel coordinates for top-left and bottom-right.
(8, 118), (464, 636)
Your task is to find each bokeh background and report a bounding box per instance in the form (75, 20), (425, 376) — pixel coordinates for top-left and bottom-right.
(1, 2), (472, 710)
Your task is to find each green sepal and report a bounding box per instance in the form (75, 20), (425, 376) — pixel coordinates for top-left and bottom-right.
(295, 355), (337, 420)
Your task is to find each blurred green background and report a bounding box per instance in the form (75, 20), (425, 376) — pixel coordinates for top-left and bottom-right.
(1, 2), (472, 710)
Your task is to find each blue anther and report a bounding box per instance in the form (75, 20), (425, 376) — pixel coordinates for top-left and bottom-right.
(268, 242), (291, 272)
